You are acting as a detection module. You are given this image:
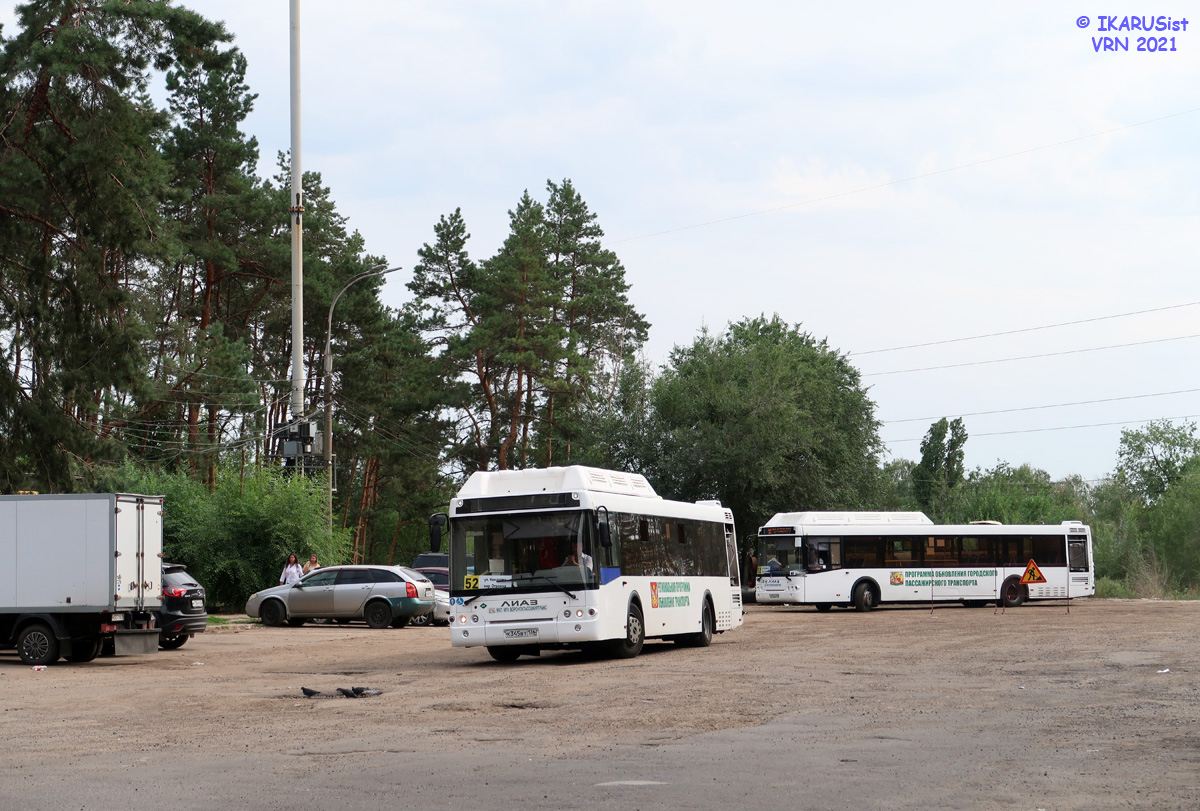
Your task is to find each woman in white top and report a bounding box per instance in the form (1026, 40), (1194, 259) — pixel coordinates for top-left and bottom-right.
(280, 553), (304, 586)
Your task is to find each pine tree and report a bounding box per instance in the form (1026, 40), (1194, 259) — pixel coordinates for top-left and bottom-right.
(0, 0), (226, 491)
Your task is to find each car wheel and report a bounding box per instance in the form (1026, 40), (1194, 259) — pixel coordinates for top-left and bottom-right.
(364, 601), (393, 629)
(610, 603), (645, 659)
(487, 645), (522, 663)
(67, 635), (102, 662)
(159, 635), (188, 650)
(18, 623), (59, 666)
(408, 612), (431, 627)
(287, 617), (307, 627)
(260, 600), (285, 627)
(853, 582), (876, 612)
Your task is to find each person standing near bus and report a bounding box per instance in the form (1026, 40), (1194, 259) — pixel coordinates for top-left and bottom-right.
(302, 554), (320, 575)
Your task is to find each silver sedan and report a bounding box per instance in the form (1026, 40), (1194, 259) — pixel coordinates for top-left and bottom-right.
(245, 565), (435, 629)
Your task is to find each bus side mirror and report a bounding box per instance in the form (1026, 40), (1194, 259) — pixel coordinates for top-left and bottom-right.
(429, 513), (447, 553)
(595, 506), (612, 548)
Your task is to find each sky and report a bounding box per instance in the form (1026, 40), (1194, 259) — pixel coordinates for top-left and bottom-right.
(4, 2), (1199, 482)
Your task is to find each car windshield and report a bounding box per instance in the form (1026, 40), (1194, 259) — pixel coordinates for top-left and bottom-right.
(449, 510), (597, 594)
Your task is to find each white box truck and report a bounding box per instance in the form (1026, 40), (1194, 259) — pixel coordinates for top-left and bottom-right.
(0, 493), (164, 665)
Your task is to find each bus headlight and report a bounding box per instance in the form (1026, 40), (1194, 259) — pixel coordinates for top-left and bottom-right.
(575, 609), (583, 618)
(459, 615), (468, 623)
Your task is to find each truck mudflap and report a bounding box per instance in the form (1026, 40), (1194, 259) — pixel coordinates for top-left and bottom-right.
(113, 629), (160, 656)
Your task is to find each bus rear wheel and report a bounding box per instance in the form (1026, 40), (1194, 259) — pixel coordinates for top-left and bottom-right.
(1000, 577), (1026, 608)
(487, 646), (522, 663)
(814, 603), (832, 612)
(852, 583), (876, 612)
(611, 604), (645, 659)
(677, 600), (714, 647)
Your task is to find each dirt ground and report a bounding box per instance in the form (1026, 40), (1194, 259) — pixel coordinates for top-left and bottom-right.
(1, 599), (1198, 810)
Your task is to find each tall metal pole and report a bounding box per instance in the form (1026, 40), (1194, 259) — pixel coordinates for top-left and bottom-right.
(288, 0), (306, 421)
(324, 266), (401, 536)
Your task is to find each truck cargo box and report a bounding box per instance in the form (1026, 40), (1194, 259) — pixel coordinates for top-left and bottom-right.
(0, 493), (165, 665)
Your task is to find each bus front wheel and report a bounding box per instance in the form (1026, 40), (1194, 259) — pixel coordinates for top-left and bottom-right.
(1000, 577), (1026, 608)
(852, 583), (876, 612)
(611, 604), (645, 659)
(814, 603), (832, 612)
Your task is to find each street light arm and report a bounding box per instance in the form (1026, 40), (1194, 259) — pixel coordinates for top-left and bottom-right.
(324, 265), (402, 374)
(322, 264), (402, 542)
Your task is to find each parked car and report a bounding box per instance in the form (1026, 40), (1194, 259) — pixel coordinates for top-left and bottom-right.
(158, 563), (207, 650)
(244, 565), (435, 629)
(411, 553), (474, 571)
(410, 566), (451, 627)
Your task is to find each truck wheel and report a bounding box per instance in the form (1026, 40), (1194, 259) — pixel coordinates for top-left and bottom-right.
(260, 600), (285, 627)
(159, 635), (188, 650)
(67, 636), (102, 662)
(18, 623), (59, 666)
(364, 601), (392, 629)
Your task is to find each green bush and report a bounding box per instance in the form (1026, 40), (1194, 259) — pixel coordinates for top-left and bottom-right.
(1094, 577), (1138, 599)
(97, 462), (349, 609)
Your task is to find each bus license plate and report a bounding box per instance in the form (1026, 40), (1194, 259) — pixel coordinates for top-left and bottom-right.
(504, 629), (537, 639)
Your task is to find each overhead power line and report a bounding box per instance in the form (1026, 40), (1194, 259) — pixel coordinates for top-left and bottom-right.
(863, 333), (1200, 377)
(855, 300), (1200, 356)
(884, 413), (1200, 444)
(882, 387), (1200, 425)
(610, 106), (1200, 245)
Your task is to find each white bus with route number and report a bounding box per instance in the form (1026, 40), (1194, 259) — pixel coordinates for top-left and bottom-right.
(430, 466), (743, 661)
(755, 511), (1095, 611)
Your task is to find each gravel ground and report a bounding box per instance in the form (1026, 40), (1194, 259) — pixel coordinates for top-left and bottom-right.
(1, 599), (1197, 810)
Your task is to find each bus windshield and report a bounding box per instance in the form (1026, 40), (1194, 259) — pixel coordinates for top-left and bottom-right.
(450, 510), (597, 594)
(756, 535), (803, 575)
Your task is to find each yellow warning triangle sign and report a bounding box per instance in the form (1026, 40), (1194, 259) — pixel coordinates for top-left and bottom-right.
(1020, 559), (1047, 584)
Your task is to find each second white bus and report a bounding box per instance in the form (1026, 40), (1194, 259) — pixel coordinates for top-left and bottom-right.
(755, 511), (1094, 611)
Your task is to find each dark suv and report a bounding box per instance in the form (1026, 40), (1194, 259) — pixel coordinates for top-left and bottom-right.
(158, 564), (207, 650)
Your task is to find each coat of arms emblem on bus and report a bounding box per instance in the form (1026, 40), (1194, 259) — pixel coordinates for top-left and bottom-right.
(650, 581), (659, 608)
(890, 571), (904, 586)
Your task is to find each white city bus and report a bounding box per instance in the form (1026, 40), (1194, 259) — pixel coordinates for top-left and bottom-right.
(755, 512), (1094, 611)
(432, 466), (743, 662)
